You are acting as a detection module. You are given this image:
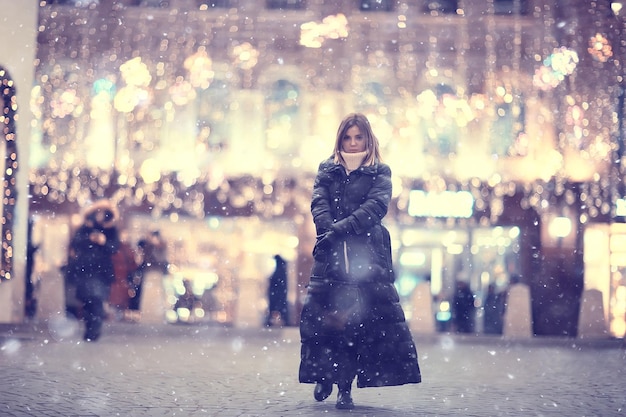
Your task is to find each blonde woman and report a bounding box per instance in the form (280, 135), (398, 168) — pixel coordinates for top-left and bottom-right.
(298, 113), (421, 409)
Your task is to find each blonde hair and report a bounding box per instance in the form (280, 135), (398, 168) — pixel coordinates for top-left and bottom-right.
(333, 113), (382, 167)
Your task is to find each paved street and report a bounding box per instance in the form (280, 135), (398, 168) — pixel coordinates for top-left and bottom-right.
(1, 319), (625, 417)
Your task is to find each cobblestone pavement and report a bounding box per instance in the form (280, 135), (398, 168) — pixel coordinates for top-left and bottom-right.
(1, 319), (625, 417)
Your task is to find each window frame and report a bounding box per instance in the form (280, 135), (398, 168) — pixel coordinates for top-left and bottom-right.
(423, 0), (458, 15)
(359, 0), (396, 12)
(266, 0), (306, 10)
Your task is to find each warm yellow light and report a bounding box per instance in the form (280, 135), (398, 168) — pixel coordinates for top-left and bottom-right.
(549, 216), (572, 238)
(119, 57), (152, 87)
(177, 308), (191, 321)
(140, 158), (161, 184)
(230, 42), (259, 70)
(300, 14), (348, 48)
(113, 85), (141, 113)
(184, 49), (214, 89)
(611, 2), (623, 16)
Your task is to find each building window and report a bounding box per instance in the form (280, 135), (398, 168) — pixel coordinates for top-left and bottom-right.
(490, 99), (526, 156)
(494, 0), (530, 15)
(266, 0), (306, 10)
(360, 0), (395, 12)
(140, 0), (170, 7)
(423, 0), (458, 15)
(197, 0), (230, 8)
(44, 0), (108, 5)
(417, 83), (461, 156)
(265, 79), (301, 155)
(197, 79), (231, 152)
(355, 81), (387, 114)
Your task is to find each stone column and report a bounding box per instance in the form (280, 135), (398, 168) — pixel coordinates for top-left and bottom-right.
(0, 0), (38, 323)
(578, 289), (608, 339)
(503, 283), (533, 338)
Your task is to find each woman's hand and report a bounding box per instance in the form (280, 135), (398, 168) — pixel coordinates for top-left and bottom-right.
(89, 231), (106, 245)
(316, 230), (338, 249)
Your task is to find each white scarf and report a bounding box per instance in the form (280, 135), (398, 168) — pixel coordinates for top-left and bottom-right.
(340, 151), (367, 174)
(339, 150), (367, 274)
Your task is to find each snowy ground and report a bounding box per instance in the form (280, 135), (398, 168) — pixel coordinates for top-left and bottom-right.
(1, 321), (625, 416)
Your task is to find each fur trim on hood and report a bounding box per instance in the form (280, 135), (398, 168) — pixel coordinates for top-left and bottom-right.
(83, 199), (119, 229)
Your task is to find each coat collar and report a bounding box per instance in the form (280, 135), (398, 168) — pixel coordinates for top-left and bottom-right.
(319, 157), (380, 175)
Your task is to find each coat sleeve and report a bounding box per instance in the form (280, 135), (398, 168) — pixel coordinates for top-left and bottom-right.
(310, 161), (335, 235)
(333, 163), (392, 237)
(103, 227), (121, 256)
(70, 226), (91, 256)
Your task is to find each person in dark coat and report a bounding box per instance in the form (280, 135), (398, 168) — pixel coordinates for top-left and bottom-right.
(298, 113), (421, 410)
(483, 283), (504, 334)
(453, 280), (475, 333)
(25, 218), (39, 319)
(109, 231), (138, 321)
(127, 238), (146, 319)
(265, 254), (289, 327)
(67, 200), (120, 341)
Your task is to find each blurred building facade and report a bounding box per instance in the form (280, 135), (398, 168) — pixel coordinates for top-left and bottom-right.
(1, 0), (625, 336)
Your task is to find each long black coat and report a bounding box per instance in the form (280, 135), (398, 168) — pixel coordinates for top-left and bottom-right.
(69, 223), (120, 302)
(299, 157), (421, 388)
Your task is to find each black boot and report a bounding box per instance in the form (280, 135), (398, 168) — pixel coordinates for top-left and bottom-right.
(313, 381), (333, 401)
(336, 383), (354, 410)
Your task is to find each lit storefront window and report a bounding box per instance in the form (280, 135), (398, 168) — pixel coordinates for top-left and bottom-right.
(584, 224), (626, 338)
(265, 79), (300, 156)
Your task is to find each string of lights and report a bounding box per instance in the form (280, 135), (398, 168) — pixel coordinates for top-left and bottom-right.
(0, 67), (18, 281)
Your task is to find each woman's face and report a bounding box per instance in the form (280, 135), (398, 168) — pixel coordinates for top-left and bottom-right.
(341, 125), (367, 153)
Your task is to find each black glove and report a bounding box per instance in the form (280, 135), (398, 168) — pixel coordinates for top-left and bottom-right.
(316, 230), (338, 250)
(331, 217), (353, 237)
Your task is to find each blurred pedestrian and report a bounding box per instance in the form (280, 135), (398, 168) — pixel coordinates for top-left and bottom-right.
(109, 230), (138, 321)
(67, 200), (120, 341)
(298, 113), (421, 410)
(265, 254), (289, 327)
(126, 249), (143, 321)
(137, 230), (169, 323)
(25, 218), (39, 320)
(141, 230), (169, 274)
(453, 280), (475, 333)
(483, 283), (505, 334)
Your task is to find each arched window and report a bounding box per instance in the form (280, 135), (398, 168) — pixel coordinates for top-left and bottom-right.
(197, 79), (230, 152)
(265, 79), (300, 156)
(354, 81), (394, 150)
(32, 62), (94, 169)
(356, 81), (387, 112)
(416, 83), (461, 156)
(491, 98), (526, 157)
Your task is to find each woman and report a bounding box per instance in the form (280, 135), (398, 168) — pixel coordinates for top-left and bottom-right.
(265, 254), (289, 327)
(68, 200), (120, 341)
(298, 113), (421, 410)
